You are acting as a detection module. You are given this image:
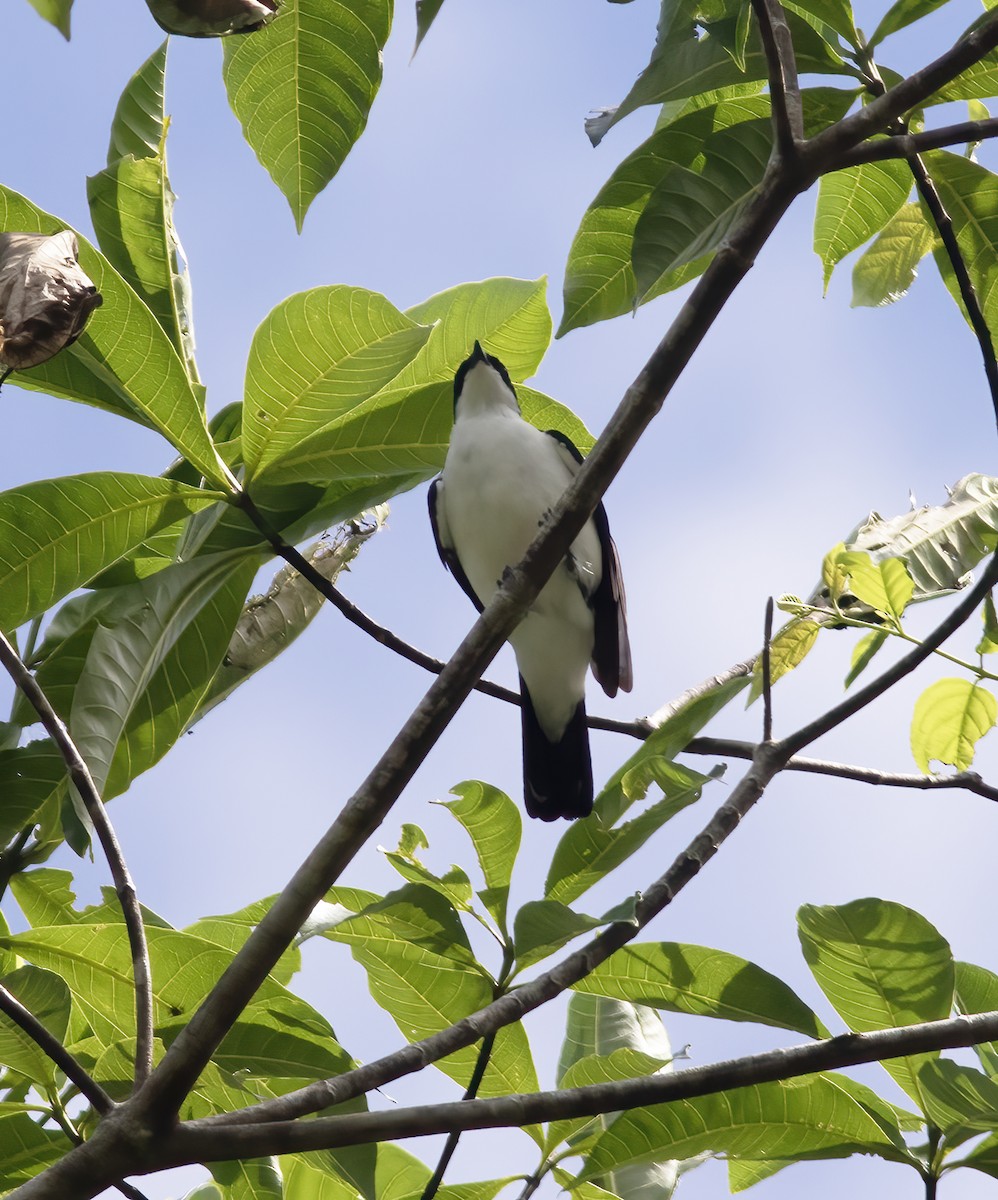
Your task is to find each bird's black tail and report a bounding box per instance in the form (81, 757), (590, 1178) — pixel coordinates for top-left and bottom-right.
(520, 677), (593, 821)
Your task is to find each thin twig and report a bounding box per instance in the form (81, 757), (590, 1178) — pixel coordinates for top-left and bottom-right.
(750, 0), (803, 156)
(420, 1032), (496, 1200)
(908, 153), (998, 433)
(0, 986), (113, 1114)
(685, 736), (998, 801)
(156, 1010), (998, 1163)
(761, 597), (774, 743)
(0, 633), (154, 1090)
(836, 118), (998, 166)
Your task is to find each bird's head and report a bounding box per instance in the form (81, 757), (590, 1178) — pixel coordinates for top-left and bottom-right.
(453, 341), (519, 418)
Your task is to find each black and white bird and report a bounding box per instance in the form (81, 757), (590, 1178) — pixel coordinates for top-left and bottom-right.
(428, 342), (632, 822)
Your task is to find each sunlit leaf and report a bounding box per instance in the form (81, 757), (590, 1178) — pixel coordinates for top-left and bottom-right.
(442, 781), (521, 936)
(814, 161), (912, 290)
(851, 203), (935, 308)
(910, 677), (997, 773)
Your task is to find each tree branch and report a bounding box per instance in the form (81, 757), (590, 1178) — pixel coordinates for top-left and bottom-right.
(686, 736), (998, 800)
(805, 12), (998, 166)
(834, 118), (998, 166)
(158, 1010), (998, 1163)
(750, 0), (803, 156)
(0, 633), (154, 1090)
(0, 986), (113, 1115)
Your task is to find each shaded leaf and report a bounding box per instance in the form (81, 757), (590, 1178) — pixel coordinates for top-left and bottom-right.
(844, 629), (888, 688)
(955, 960), (998, 1076)
(513, 901), (630, 974)
(918, 1059), (998, 1141)
(573, 942), (828, 1038)
(413, 0), (444, 53)
(868, 0), (953, 45)
(798, 898), (953, 1110)
(0, 965), (71, 1084)
(0, 473), (222, 631)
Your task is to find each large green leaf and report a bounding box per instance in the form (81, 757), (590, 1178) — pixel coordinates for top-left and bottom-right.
(917, 1059), (998, 1142)
(603, 5), (850, 135)
(0, 741), (67, 847)
(87, 42), (199, 381)
(954, 960), (998, 1076)
(632, 118), (772, 301)
(0, 1110), (67, 1189)
(0, 189), (225, 484)
(814, 161), (912, 289)
(851, 203), (935, 307)
(579, 1073), (911, 1180)
(210, 1159), (282, 1200)
(910, 678), (997, 773)
(513, 900), (637, 974)
(323, 885), (540, 1117)
(242, 287), (433, 481)
(0, 473), (222, 631)
(545, 672), (745, 905)
(797, 899), (954, 1110)
(573, 943), (828, 1038)
(923, 151), (998, 350)
(222, 0), (393, 230)
(68, 552), (254, 798)
(0, 965), (72, 1084)
(443, 781), (522, 937)
(284, 1142), (430, 1200)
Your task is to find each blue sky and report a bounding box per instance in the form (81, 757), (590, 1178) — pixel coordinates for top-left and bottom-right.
(5, 0), (998, 1196)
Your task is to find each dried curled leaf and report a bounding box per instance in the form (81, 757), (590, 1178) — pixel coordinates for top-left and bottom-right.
(0, 231), (102, 373)
(145, 0), (277, 36)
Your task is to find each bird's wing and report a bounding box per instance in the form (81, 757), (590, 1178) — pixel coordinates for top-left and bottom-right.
(427, 477), (484, 614)
(544, 430), (632, 697)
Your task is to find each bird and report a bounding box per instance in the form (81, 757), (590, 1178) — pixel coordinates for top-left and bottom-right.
(144, 0), (277, 37)
(428, 341), (631, 821)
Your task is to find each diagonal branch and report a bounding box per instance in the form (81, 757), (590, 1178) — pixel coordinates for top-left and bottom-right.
(0, 985), (114, 1115)
(163, 1010), (998, 1163)
(750, 0), (803, 156)
(0, 633), (154, 1090)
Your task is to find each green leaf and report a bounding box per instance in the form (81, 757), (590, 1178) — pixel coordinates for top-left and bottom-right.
(222, 0), (393, 230)
(606, 6), (849, 133)
(797, 898), (954, 1110)
(9, 869), (80, 928)
(851, 203), (935, 308)
(632, 119), (773, 302)
(210, 1157), (283, 1200)
(68, 553), (254, 800)
(0, 1110), (67, 1188)
(955, 1132), (998, 1179)
(322, 885), (540, 1115)
(383, 824), (475, 913)
(0, 473), (222, 631)
(0, 965), (71, 1083)
(24, 0), (71, 36)
(561, 99), (766, 333)
(513, 900), (629, 973)
(978, 592), (998, 655)
(88, 43), (199, 381)
(546, 670), (746, 905)
(924, 152), (998, 349)
(242, 287), (433, 481)
(868, 0), (953, 46)
(814, 161), (912, 289)
(413, 0), (444, 53)
(573, 942), (828, 1038)
(910, 678), (997, 773)
(286, 1142), (429, 1200)
(844, 629), (888, 688)
(748, 617), (821, 702)
(545, 764), (711, 908)
(917, 1059), (998, 1141)
(955, 960), (998, 1075)
(0, 741), (67, 847)
(442, 781), (521, 936)
(835, 551), (913, 624)
(0, 189), (225, 484)
(579, 1073), (911, 1181)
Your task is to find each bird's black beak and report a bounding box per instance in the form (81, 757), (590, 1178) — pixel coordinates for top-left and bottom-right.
(469, 340), (488, 365)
